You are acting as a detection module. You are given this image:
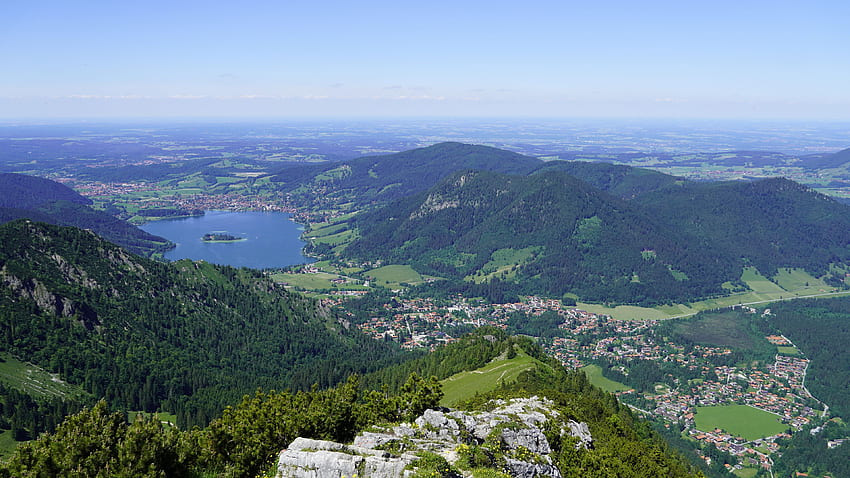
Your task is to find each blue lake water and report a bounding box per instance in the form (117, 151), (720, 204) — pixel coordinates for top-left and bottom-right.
(140, 210), (313, 269)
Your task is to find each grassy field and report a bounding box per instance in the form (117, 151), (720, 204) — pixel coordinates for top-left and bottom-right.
(576, 302), (684, 320)
(366, 265), (424, 288)
(694, 405), (787, 441)
(732, 467), (759, 478)
(465, 247), (541, 284)
(741, 267), (785, 293)
(271, 272), (366, 291)
(669, 310), (766, 352)
(0, 353), (85, 399)
(777, 346), (800, 355)
(574, 265), (849, 321)
(580, 364), (632, 393)
(304, 222), (347, 238)
(440, 349), (541, 406)
(0, 430), (17, 460)
(772, 268), (828, 290)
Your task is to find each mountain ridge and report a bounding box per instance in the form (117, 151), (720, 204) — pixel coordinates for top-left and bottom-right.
(0, 219), (409, 428)
(340, 166), (850, 304)
(0, 173), (170, 256)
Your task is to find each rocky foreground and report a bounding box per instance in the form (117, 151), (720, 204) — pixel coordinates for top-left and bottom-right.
(276, 396), (593, 478)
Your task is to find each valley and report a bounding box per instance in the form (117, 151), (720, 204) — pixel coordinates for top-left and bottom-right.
(3, 122), (850, 477)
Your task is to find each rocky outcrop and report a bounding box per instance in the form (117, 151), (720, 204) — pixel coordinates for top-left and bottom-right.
(0, 268), (100, 328)
(276, 396), (592, 478)
(277, 437), (417, 478)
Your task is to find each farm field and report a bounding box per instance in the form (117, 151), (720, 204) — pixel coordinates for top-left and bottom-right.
(440, 350), (541, 406)
(271, 272), (366, 291)
(694, 405), (787, 441)
(577, 266), (849, 321)
(741, 267), (785, 294)
(365, 265), (424, 288)
(580, 364), (632, 393)
(577, 302), (682, 320)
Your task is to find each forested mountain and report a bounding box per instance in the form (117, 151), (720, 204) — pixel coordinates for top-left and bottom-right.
(635, 177), (850, 278)
(342, 169), (850, 304)
(0, 220), (410, 429)
(1, 331), (704, 478)
(800, 146), (850, 170)
(0, 173), (169, 256)
(271, 142), (544, 208)
(537, 160), (680, 200)
(271, 142), (682, 209)
(346, 169), (715, 303)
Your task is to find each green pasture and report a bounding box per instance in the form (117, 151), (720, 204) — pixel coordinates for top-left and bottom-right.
(440, 349), (540, 406)
(305, 223), (347, 238)
(310, 229), (356, 246)
(777, 346), (800, 356)
(733, 467), (758, 478)
(366, 265), (424, 288)
(576, 302), (680, 320)
(465, 247), (541, 284)
(574, 265), (849, 321)
(772, 268), (827, 290)
(272, 272), (342, 290)
(694, 405), (786, 441)
(580, 364), (632, 393)
(0, 353), (84, 399)
(741, 267), (785, 294)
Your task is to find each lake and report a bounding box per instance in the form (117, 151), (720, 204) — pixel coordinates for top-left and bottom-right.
(140, 210), (313, 269)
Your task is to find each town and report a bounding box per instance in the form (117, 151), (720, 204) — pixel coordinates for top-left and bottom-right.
(319, 289), (833, 476)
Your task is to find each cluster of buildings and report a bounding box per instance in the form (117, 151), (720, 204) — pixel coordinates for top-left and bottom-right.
(73, 180), (294, 215)
(322, 290), (834, 474)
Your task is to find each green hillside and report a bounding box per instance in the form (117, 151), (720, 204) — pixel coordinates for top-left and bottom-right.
(335, 165), (850, 305)
(635, 177), (850, 280)
(0, 331), (705, 478)
(0, 220), (409, 432)
(271, 142), (681, 212)
(343, 169), (726, 303)
(440, 347), (541, 406)
(270, 142), (543, 209)
(0, 173), (170, 256)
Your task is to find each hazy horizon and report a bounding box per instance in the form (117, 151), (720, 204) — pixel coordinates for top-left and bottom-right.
(4, 1), (850, 120)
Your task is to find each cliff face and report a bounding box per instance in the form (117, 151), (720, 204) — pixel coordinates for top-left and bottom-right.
(276, 396), (592, 478)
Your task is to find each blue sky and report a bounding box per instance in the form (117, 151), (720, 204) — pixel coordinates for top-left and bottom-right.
(2, 0), (849, 119)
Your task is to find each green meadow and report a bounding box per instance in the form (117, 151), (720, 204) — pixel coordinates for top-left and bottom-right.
(694, 405), (787, 441)
(577, 266), (848, 321)
(0, 353), (85, 399)
(580, 364), (632, 393)
(366, 265), (424, 288)
(440, 349), (541, 406)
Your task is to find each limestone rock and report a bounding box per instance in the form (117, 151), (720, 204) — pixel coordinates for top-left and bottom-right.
(276, 397), (592, 478)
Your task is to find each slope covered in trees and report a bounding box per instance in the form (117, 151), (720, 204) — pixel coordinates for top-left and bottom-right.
(271, 142), (544, 208)
(0, 220), (410, 430)
(338, 165), (850, 304)
(635, 177), (850, 279)
(0, 173), (170, 256)
(0, 331), (704, 478)
(271, 142), (680, 210)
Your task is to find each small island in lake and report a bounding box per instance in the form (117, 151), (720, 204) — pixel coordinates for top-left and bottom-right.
(202, 233), (246, 243)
